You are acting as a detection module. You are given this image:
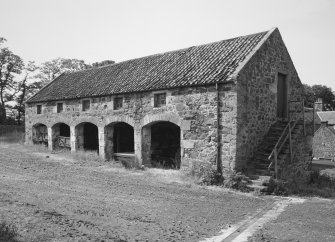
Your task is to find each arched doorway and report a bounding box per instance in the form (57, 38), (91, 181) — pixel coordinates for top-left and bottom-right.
(105, 122), (134, 160)
(75, 122), (99, 152)
(32, 123), (48, 146)
(52, 123), (70, 150)
(142, 121), (181, 169)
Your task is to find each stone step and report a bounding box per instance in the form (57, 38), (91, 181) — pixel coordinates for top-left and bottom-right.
(248, 184), (268, 193)
(248, 175), (271, 181)
(254, 168), (272, 176)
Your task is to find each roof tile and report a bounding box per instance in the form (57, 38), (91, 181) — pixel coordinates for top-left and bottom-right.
(28, 30), (269, 103)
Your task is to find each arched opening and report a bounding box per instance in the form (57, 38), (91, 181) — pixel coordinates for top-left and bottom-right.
(75, 122), (99, 152)
(52, 123), (70, 150)
(105, 122), (134, 161)
(32, 123), (48, 146)
(142, 121), (181, 169)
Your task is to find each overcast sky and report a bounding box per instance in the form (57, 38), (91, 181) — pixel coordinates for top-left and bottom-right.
(1, 0), (334, 90)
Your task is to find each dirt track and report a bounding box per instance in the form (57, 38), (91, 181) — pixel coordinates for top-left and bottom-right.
(0, 143), (273, 241)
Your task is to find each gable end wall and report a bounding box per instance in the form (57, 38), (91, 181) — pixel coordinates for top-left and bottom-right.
(313, 126), (335, 159)
(235, 29), (303, 169)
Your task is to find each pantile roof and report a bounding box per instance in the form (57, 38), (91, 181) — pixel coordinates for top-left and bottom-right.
(27, 28), (274, 103)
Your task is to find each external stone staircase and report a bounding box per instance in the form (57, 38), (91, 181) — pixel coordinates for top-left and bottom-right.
(247, 120), (305, 192)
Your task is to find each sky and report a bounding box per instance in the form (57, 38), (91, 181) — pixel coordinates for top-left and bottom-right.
(1, 0), (335, 90)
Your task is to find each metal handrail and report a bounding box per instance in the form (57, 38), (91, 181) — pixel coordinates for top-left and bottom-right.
(268, 100), (305, 178)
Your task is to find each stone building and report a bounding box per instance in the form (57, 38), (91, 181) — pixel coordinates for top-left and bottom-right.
(315, 111), (335, 131)
(313, 121), (335, 160)
(25, 27), (305, 172)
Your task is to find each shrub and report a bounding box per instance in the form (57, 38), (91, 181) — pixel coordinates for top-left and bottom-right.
(222, 171), (252, 192)
(0, 221), (19, 242)
(267, 170), (335, 198)
(266, 178), (289, 196)
(187, 160), (223, 185)
(186, 161), (252, 191)
(200, 166), (223, 186)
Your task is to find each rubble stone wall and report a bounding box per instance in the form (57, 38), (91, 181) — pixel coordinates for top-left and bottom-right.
(236, 29), (304, 169)
(313, 123), (335, 160)
(25, 85), (237, 168)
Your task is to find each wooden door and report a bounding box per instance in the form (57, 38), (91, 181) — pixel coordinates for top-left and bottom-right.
(277, 73), (288, 119)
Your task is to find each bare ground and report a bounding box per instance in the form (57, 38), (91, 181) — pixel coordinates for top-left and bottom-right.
(0, 143), (273, 242)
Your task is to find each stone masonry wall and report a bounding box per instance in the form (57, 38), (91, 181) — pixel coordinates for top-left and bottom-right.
(236, 29), (304, 169)
(313, 123), (335, 160)
(25, 85), (237, 168)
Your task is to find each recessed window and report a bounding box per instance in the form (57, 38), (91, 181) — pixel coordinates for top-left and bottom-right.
(57, 103), (63, 113)
(114, 97), (123, 110)
(154, 93), (166, 107)
(37, 105), (42, 114)
(82, 100), (90, 111)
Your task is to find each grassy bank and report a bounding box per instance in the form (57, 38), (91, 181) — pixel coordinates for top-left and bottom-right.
(0, 126), (25, 144)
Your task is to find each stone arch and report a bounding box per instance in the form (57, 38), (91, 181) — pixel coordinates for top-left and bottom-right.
(75, 121), (99, 152)
(50, 120), (71, 129)
(32, 122), (48, 128)
(71, 117), (100, 128)
(142, 112), (181, 127)
(51, 122), (71, 150)
(32, 123), (48, 146)
(104, 121), (135, 160)
(141, 120), (181, 169)
(105, 116), (135, 128)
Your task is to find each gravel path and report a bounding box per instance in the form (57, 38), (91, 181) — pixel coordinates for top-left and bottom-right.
(0, 143), (273, 242)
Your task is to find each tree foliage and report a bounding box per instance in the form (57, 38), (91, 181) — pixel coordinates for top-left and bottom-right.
(0, 37), (115, 124)
(12, 61), (40, 124)
(303, 84), (335, 110)
(0, 38), (24, 123)
(91, 60), (115, 68)
(35, 58), (91, 86)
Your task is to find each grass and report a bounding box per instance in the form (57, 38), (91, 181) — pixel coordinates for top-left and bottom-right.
(0, 129), (25, 144)
(4, 128), (331, 196)
(0, 221), (19, 242)
(65, 149), (105, 163)
(267, 170), (335, 198)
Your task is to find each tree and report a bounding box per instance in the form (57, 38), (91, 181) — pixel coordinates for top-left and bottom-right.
(91, 60), (115, 68)
(303, 84), (335, 110)
(303, 84), (315, 108)
(35, 58), (90, 86)
(12, 61), (40, 125)
(0, 38), (24, 123)
(312, 85), (335, 110)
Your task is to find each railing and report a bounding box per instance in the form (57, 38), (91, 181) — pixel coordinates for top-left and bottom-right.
(268, 100), (305, 179)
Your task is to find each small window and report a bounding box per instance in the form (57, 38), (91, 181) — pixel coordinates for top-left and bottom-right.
(57, 103), (63, 113)
(154, 93), (166, 107)
(114, 97), (123, 110)
(82, 100), (90, 111)
(37, 105), (42, 114)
